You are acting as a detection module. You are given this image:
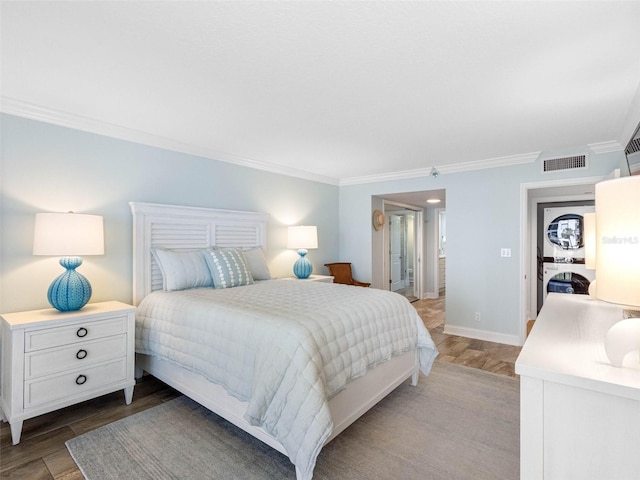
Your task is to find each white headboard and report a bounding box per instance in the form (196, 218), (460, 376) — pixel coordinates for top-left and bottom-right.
(129, 202), (269, 305)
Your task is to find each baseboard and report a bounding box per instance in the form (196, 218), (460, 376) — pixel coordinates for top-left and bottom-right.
(424, 291), (439, 299)
(443, 324), (521, 346)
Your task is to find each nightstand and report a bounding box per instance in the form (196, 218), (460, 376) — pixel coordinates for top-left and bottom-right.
(283, 275), (334, 283)
(1, 301), (136, 445)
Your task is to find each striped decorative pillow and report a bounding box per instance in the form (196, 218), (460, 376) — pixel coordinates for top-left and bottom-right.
(205, 248), (255, 289)
(152, 248), (213, 291)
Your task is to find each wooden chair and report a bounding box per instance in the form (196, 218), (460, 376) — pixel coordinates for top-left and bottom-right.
(324, 262), (371, 287)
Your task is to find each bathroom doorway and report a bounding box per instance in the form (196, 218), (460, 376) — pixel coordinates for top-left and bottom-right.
(371, 189), (445, 301)
(388, 210), (417, 301)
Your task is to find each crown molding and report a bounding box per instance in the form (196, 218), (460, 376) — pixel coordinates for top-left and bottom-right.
(588, 140), (624, 154)
(340, 151), (541, 186)
(0, 97), (340, 186)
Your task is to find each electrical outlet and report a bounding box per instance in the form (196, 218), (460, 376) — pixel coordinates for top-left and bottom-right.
(475, 312), (481, 322)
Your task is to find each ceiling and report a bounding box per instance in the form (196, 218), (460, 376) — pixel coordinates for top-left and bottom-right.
(2, 1), (640, 186)
(381, 189), (446, 209)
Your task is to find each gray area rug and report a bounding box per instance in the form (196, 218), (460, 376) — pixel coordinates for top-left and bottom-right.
(66, 362), (519, 479)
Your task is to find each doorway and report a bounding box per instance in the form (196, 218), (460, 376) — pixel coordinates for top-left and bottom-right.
(519, 176), (605, 344)
(371, 190), (445, 301)
(388, 210), (417, 301)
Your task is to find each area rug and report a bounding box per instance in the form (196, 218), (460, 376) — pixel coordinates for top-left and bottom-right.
(66, 362), (519, 479)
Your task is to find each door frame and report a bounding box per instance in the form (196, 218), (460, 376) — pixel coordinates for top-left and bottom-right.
(518, 175), (606, 344)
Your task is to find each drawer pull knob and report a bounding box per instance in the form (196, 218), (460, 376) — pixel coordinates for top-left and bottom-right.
(76, 349), (88, 360)
(75, 374), (87, 385)
(76, 327), (88, 338)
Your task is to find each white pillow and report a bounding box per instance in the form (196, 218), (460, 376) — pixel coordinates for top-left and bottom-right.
(152, 249), (213, 291)
(205, 248), (255, 289)
(242, 247), (272, 280)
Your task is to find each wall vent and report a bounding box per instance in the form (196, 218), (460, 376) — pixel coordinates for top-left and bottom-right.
(543, 155), (587, 173)
(625, 137), (640, 155)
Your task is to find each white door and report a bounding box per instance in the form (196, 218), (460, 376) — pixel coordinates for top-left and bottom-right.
(390, 214), (404, 291)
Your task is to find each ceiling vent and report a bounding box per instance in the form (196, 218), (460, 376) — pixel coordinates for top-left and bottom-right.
(542, 155), (587, 173)
(625, 137), (640, 155)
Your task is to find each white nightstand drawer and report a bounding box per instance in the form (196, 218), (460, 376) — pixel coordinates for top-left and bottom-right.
(24, 358), (128, 408)
(25, 334), (127, 379)
(25, 315), (128, 352)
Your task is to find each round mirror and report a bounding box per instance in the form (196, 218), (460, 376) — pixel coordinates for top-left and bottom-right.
(546, 214), (584, 250)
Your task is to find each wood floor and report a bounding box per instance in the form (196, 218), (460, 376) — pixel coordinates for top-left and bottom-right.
(414, 294), (522, 377)
(0, 294), (521, 479)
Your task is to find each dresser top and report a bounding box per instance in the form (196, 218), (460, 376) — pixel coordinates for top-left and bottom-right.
(516, 294), (640, 399)
(1, 301), (135, 329)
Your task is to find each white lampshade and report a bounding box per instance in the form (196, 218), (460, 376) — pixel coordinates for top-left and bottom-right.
(287, 226), (318, 250)
(33, 212), (104, 256)
(584, 212), (596, 270)
(595, 176), (640, 307)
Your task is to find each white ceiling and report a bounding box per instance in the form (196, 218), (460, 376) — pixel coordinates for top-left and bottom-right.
(2, 1), (640, 185)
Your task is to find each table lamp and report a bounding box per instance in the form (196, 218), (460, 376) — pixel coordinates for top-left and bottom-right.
(33, 212), (104, 311)
(287, 225), (318, 279)
(594, 176), (640, 367)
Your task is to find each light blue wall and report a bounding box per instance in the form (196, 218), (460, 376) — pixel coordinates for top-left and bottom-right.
(0, 114), (339, 313)
(339, 149), (628, 341)
(1, 112), (630, 343)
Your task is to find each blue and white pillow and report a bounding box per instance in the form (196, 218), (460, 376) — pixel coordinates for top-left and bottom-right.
(152, 248), (214, 291)
(205, 248), (254, 289)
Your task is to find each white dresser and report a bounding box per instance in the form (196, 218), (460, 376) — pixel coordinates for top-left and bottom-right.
(516, 294), (640, 480)
(1, 301), (136, 445)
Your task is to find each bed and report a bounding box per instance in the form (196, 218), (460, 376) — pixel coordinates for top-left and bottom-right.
(130, 201), (438, 480)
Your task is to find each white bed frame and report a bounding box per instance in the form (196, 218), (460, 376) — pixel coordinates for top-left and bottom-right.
(130, 201), (419, 480)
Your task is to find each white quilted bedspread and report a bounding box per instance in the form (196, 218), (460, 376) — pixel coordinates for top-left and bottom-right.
(135, 280), (438, 479)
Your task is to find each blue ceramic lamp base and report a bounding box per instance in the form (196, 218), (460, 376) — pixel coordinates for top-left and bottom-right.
(293, 249), (313, 279)
(48, 256), (92, 311)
